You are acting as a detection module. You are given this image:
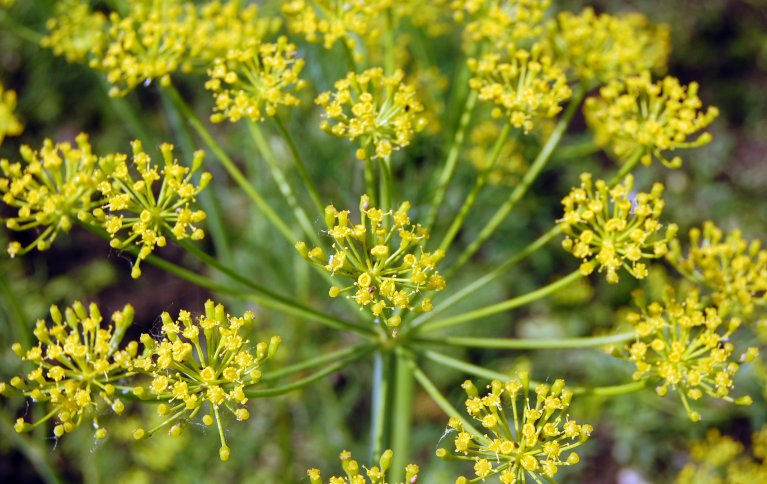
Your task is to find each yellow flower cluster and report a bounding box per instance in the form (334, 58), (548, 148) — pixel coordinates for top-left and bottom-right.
(307, 449), (419, 484)
(450, 0), (551, 48)
(584, 71), (719, 168)
(438, 373), (592, 483)
(468, 46), (571, 133)
(559, 173), (678, 284)
(1, 134), (102, 257)
(205, 36), (306, 123)
(669, 222), (767, 317)
(316, 68), (425, 160)
(547, 8), (670, 85)
(132, 300), (281, 462)
(676, 427), (767, 483)
(0, 83), (23, 145)
(281, 0), (388, 51)
(93, 142), (210, 279)
(8, 302), (137, 439)
(625, 288), (758, 422)
(42, 0), (273, 97)
(297, 195), (445, 329)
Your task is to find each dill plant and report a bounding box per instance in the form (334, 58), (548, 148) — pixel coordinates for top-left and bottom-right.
(0, 0), (765, 482)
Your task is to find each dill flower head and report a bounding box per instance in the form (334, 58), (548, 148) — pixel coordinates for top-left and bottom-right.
(307, 449), (419, 484)
(281, 0), (387, 51)
(624, 287), (758, 422)
(40, 0), (107, 63)
(316, 68), (425, 160)
(547, 8), (670, 85)
(1, 134), (103, 257)
(297, 195), (445, 329)
(92, 141), (211, 279)
(131, 300), (281, 462)
(0, 83), (23, 145)
(468, 45), (571, 133)
(437, 372), (592, 483)
(668, 221), (767, 317)
(559, 173), (678, 284)
(205, 36), (306, 124)
(8, 302), (137, 439)
(584, 71), (719, 168)
(676, 427), (767, 483)
(450, 0), (551, 48)
(195, 1), (278, 65)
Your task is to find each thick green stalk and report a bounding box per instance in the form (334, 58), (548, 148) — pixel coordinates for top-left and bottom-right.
(245, 345), (376, 398)
(450, 87), (586, 274)
(273, 115), (325, 215)
(411, 331), (636, 350)
(365, 158), (377, 205)
(389, 348), (415, 482)
(439, 122), (513, 252)
(424, 89), (479, 232)
(248, 122), (321, 246)
(379, 156), (394, 217)
(370, 351), (390, 462)
(164, 84), (296, 243)
(418, 270), (583, 333)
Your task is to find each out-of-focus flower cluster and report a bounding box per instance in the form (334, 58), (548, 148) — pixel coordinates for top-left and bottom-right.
(205, 36), (306, 123)
(0, 135), (210, 278)
(467, 121), (528, 186)
(8, 302), (137, 439)
(676, 427), (767, 483)
(584, 71), (719, 168)
(547, 8), (670, 85)
(297, 195), (445, 330)
(438, 372), (592, 483)
(316, 68), (425, 160)
(0, 83), (23, 145)
(41, 0), (275, 97)
(132, 300), (281, 462)
(669, 222), (767, 318)
(559, 173), (677, 284)
(468, 46), (571, 133)
(307, 449), (419, 484)
(450, 0), (551, 48)
(624, 287), (757, 422)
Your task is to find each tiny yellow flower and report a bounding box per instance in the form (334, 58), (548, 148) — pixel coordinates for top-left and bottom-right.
(282, 0), (388, 51)
(450, 0), (551, 48)
(307, 449), (419, 484)
(676, 427), (767, 483)
(0, 83), (23, 145)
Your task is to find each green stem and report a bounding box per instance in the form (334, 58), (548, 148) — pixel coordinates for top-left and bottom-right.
(439, 122), (513, 252)
(450, 86), (586, 274)
(0, 275), (31, 347)
(0, 10), (43, 44)
(573, 380), (646, 396)
(273, 115), (325, 215)
(369, 350), (390, 462)
(262, 344), (376, 382)
(425, 89), (478, 233)
(247, 121), (321, 246)
(164, 84), (296, 243)
(379, 156), (394, 216)
(0, 412), (61, 484)
(364, 158), (377, 205)
(411, 331), (636, 350)
(103, 79), (156, 143)
(405, 355), (488, 442)
(417, 348), (511, 381)
(245, 345), (376, 398)
(418, 270), (583, 333)
(412, 225), (561, 329)
(389, 348), (414, 482)
(610, 150), (643, 184)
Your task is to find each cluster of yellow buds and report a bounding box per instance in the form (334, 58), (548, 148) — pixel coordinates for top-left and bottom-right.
(42, 0), (274, 97)
(559, 173), (678, 284)
(583, 71), (719, 168)
(307, 449), (419, 484)
(205, 36), (307, 123)
(297, 195), (445, 329)
(438, 372), (592, 483)
(450, 0), (551, 48)
(316, 68), (425, 160)
(281, 0), (387, 51)
(0, 82), (23, 145)
(468, 45), (571, 133)
(1, 134), (102, 257)
(676, 427), (767, 483)
(92, 142), (210, 279)
(624, 287), (758, 422)
(668, 222), (767, 317)
(131, 300), (281, 462)
(547, 8), (670, 85)
(7, 302), (137, 439)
